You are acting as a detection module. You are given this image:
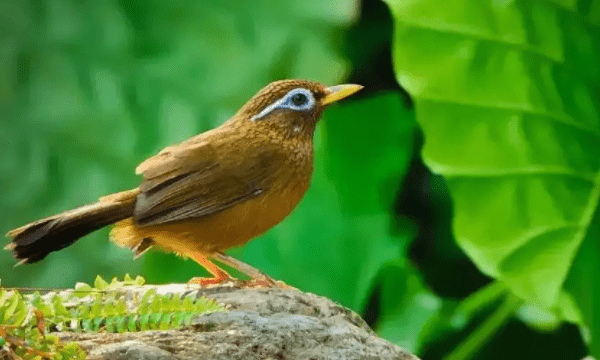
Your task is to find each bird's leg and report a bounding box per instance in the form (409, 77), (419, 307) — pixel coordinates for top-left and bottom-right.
(210, 252), (280, 288)
(187, 252), (235, 286)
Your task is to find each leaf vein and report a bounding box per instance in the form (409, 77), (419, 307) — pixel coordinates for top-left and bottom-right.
(428, 165), (596, 184)
(418, 96), (600, 138)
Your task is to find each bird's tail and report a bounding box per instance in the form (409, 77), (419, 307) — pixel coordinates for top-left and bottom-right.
(5, 189), (139, 264)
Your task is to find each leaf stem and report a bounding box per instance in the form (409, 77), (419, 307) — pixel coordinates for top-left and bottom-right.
(454, 281), (508, 320)
(444, 293), (523, 360)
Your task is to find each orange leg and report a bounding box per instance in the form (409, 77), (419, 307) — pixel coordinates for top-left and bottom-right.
(211, 252), (271, 281)
(211, 252), (284, 288)
(187, 252), (234, 286)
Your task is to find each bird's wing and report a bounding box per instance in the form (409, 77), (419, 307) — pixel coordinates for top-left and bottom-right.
(133, 131), (279, 227)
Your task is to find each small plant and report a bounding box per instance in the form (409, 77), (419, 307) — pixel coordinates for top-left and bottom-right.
(0, 280), (86, 359)
(0, 275), (225, 359)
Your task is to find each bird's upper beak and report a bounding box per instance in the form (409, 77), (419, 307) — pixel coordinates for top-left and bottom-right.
(321, 84), (364, 105)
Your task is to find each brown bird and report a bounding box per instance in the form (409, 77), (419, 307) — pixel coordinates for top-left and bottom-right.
(5, 79), (362, 286)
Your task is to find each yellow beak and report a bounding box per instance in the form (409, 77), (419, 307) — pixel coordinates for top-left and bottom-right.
(321, 84), (364, 105)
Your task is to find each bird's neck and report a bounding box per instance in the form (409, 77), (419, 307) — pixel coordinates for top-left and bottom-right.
(225, 116), (315, 185)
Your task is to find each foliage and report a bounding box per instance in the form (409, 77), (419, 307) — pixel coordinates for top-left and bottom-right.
(0, 275), (224, 359)
(385, 0), (600, 357)
(1, 280), (85, 359)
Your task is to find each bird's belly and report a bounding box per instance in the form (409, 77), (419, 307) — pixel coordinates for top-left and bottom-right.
(136, 182), (308, 255)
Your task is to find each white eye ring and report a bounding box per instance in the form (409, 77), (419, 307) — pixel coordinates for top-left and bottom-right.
(251, 88), (315, 121)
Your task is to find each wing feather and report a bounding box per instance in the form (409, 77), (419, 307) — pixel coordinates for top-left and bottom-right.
(133, 130), (279, 227)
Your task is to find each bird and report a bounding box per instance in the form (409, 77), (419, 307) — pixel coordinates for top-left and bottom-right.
(5, 79), (363, 287)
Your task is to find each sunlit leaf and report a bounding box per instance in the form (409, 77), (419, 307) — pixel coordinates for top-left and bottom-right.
(94, 276), (109, 291)
(385, 0), (600, 354)
(376, 261), (444, 353)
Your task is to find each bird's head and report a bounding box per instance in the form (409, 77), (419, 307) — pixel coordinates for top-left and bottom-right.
(236, 79), (363, 138)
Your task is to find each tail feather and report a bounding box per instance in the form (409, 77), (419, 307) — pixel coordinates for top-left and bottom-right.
(5, 189), (138, 264)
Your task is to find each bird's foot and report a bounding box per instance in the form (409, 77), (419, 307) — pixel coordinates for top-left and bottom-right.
(241, 277), (274, 288)
(187, 275), (236, 287)
(238, 276), (295, 290)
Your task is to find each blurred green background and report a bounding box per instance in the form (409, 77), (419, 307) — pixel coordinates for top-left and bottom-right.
(1, 0), (599, 359)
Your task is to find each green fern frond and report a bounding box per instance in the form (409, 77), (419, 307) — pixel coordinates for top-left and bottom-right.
(0, 275), (225, 359)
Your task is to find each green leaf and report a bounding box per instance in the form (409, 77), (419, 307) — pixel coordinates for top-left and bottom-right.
(4, 292), (21, 323)
(184, 312), (195, 326)
(94, 276), (109, 291)
(159, 313), (172, 330)
(194, 297), (223, 313)
(0, 289), (8, 308)
(556, 290), (584, 327)
(73, 282), (94, 298)
(127, 315), (137, 332)
(160, 294), (173, 313)
(32, 292), (53, 318)
(138, 289), (157, 314)
(93, 316), (104, 331)
(150, 296), (161, 314)
(385, 0), (600, 353)
(12, 305), (28, 328)
(116, 315), (128, 333)
(104, 301), (117, 317)
(564, 221), (600, 352)
(123, 274), (134, 284)
(77, 304), (92, 319)
(149, 313), (162, 330)
(138, 301), (149, 315)
(82, 318), (93, 332)
(105, 316), (116, 333)
(167, 294), (181, 312)
(517, 303), (560, 333)
(90, 295), (104, 317)
(376, 262), (444, 353)
(115, 298), (127, 315)
(172, 312), (185, 328)
(385, 0), (600, 303)
(181, 296), (194, 312)
(52, 295), (71, 318)
(139, 314), (150, 331)
(517, 289), (585, 333)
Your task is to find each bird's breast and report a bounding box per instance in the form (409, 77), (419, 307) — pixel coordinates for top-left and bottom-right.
(210, 152), (313, 250)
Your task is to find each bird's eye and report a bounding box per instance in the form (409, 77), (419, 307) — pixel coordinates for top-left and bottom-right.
(251, 87), (316, 121)
(291, 93), (308, 106)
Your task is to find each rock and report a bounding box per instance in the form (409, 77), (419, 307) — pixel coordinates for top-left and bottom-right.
(57, 284), (418, 360)
(91, 341), (173, 360)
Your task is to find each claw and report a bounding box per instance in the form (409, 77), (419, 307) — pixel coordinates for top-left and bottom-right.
(187, 275), (235, 287)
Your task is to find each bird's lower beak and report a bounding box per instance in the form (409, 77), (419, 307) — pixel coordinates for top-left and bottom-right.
(321, 84), (364, 105)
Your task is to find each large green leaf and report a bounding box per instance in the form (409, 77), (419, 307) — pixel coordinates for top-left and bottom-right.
(376, 260), (444, 353)
(385, 0), (600, 350)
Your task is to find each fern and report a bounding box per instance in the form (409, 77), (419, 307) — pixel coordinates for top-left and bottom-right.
(0, 282), (86, 359)
(0, 275), (225, 359)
